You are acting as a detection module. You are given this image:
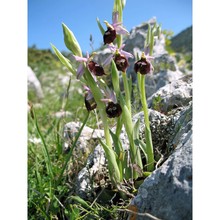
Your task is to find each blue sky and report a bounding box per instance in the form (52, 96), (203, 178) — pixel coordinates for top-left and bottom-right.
(28, 0), (192, 53)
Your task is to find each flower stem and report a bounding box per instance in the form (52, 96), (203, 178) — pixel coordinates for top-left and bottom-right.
(122, 71), (131, 113)
(140, 74), (154, 171)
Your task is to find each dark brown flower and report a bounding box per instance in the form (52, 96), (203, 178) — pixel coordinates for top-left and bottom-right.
(103, 27), (116, 44)
(87, 61), (105, 76)
(84, 91), (97, 111)
(114, 53), (129, 72)
(106, 102), (122, 118)
(134, 52), (154, 75)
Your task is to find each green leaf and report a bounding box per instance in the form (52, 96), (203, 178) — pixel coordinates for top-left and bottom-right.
(96, 17), (105, 35)
(134, 138), (148, 163)
(50, 44), (76, 75)
(62, 23), (82, 57)
(99, 139), (122, 183)
(109, 129), (123, 156)
(70, 196), (93, 210)
(133, 118), (140, 140)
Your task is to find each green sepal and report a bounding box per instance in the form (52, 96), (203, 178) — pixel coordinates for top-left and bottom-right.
(62, 23), (82, 57)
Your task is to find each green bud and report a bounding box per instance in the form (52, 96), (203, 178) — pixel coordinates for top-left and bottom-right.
(62, 23), (82, 57)
(121, 0), (126, 9)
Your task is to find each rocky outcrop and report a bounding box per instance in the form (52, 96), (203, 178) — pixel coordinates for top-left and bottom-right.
(147, 74), (192, 113)
(129, 103), (192, 220)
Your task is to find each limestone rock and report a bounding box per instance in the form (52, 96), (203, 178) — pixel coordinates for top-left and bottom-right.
(148, 74), (192, 113)
(62, 122), (104, 154)
(129, 104), (192, 220)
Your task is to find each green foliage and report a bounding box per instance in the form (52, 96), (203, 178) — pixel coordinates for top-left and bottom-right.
(152, 95), (163, 112)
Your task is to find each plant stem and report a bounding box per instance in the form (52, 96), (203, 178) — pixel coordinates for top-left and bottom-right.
(122, 71), (131, 113)
(140, 74), (154, 171)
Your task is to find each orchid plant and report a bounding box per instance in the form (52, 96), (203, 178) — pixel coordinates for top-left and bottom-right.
(51, 0), (161, 188)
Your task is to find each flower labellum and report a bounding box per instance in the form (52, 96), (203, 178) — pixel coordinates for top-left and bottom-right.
(85, 95), (97, 111)
(87, 60), (105, 76)
(103, 26), (116, 44)
(84, 86), (97, 111)
(114, 53), (129, 72)
(134, 51), (154, 75)
(106, 102), (122, 118)
(134, 58), (151, 75)
(100, 88), (122, 118)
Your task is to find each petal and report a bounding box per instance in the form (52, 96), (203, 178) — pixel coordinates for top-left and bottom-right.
(100, 98), (112, 104)
(119, 44), (126, 50)
(115, 25), (129, 35)
(146, 55), (154, 61)
(107, 43), (116, 52)
(86, 92), (93, 100)
(72, 54), (87, 62)
(112, 11), (119, 25)
(121, 50), (134, 59)
(83, 85), (90, 91)
(112, 22), (123, 28)
(76, 63), (84, 79)
(109, 91), (117, 104)
(103, 54), (113, 67)
(86, 51), (90, 59)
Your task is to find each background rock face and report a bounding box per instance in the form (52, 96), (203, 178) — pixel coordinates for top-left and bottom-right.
(28, 66), (44, 99)
(147, 74), (192, 113)
(129, 104), (192, 220)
